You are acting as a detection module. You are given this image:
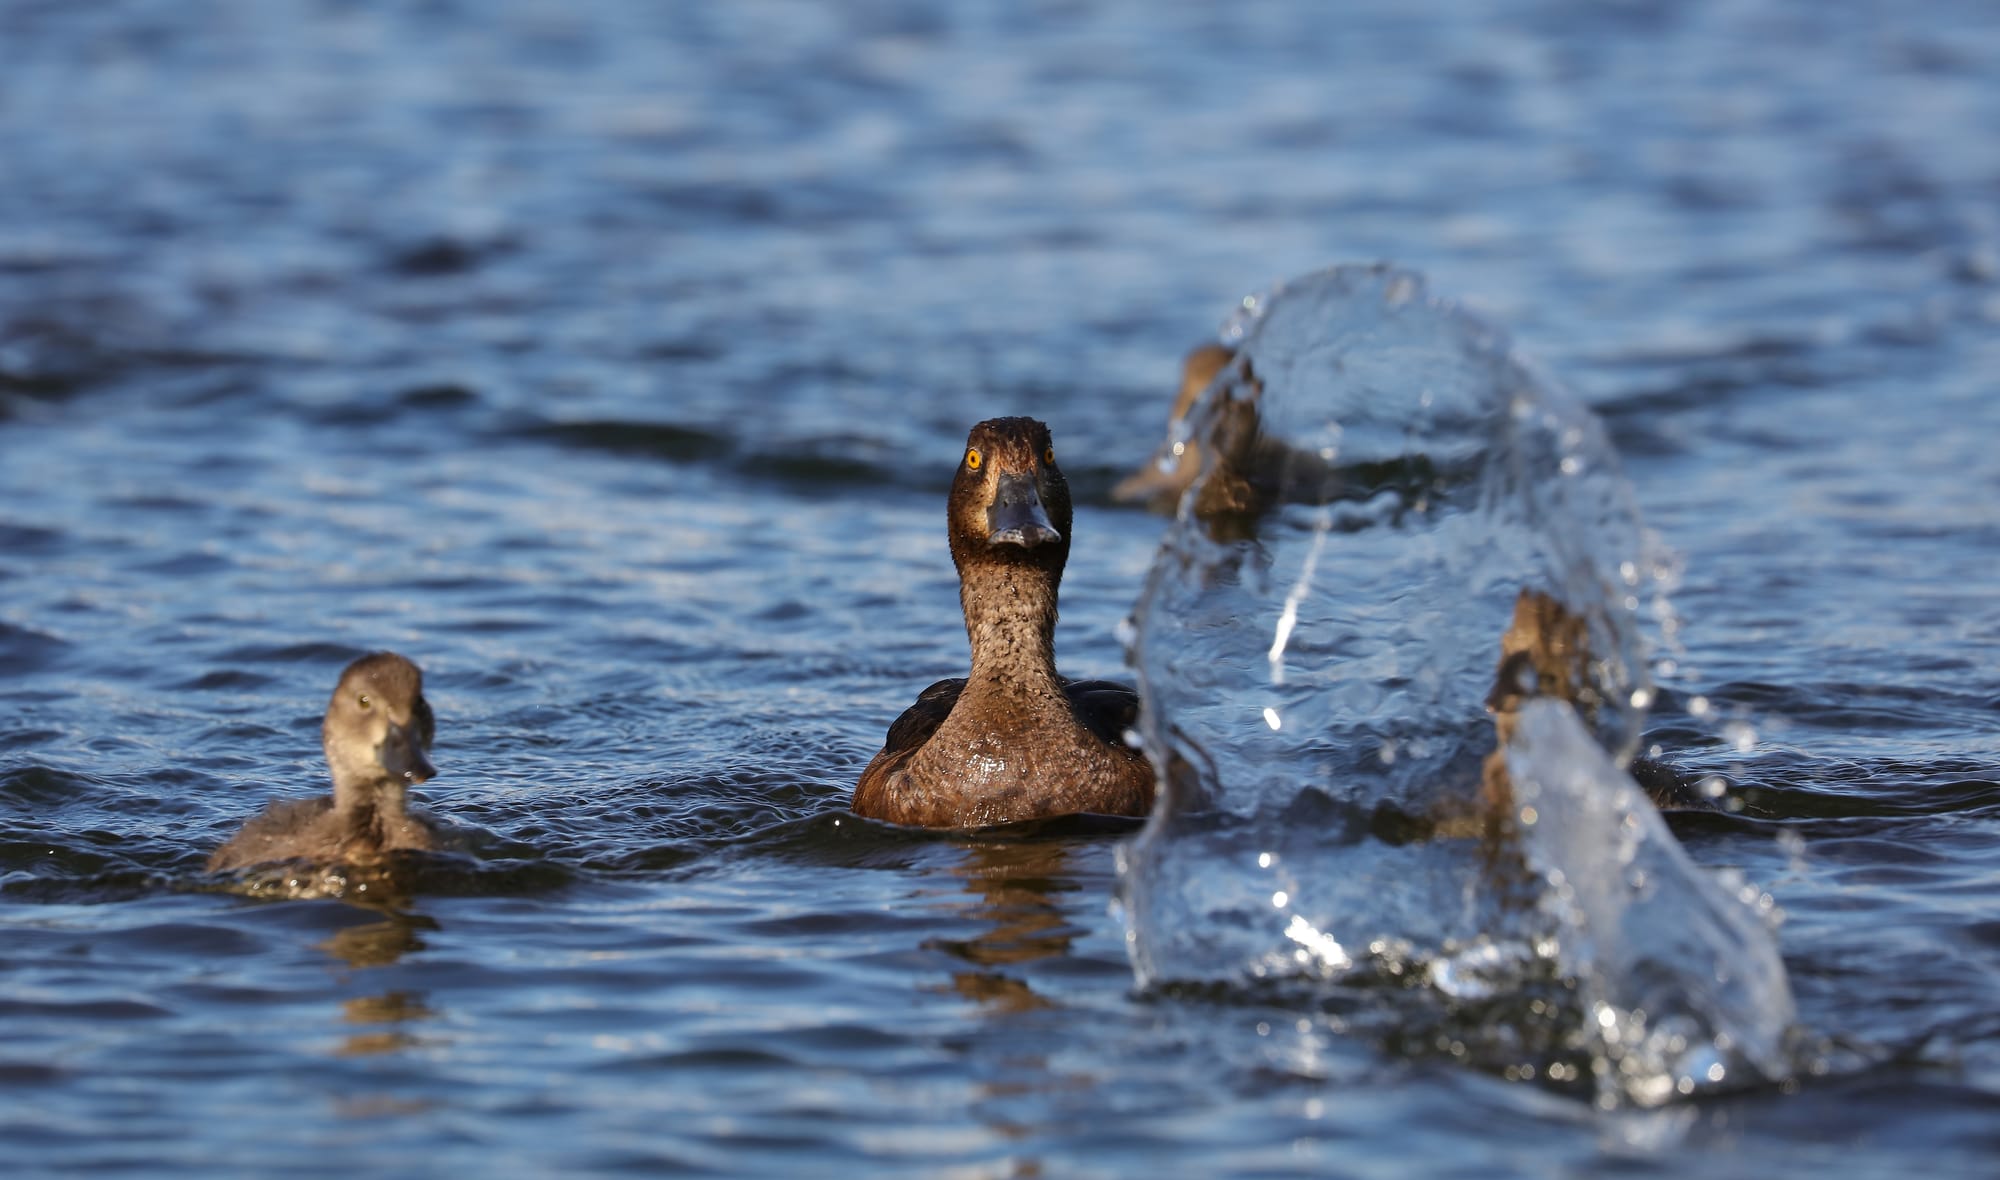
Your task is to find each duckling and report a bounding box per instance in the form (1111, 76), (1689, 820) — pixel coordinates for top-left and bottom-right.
(854, 417), (1155, 827)
(1481, 589), (1702, 815)
(1113, 346), (1326, 541)
(1112, 343), (1236, 511)
(207, 652), (442, 872)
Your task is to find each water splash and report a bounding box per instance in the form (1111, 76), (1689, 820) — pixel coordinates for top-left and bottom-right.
(1117, 264), (1796, 1106)
(1504, 700), (1796, 1105)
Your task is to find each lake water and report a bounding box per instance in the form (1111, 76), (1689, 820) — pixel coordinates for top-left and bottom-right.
(3, 1), (1998, 1175)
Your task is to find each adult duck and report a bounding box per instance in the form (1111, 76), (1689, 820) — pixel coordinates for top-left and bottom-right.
(854, 417), (1155, 827)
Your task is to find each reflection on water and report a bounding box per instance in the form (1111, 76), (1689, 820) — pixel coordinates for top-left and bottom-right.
(931, 837), (1108, 1172)
(320, 908), (439, 1059)
(931, 840), (1082, 1014)
(318, 908), (435, 970)
(337, 991), (436, 1059)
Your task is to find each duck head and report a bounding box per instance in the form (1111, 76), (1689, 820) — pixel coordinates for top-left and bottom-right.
(322, 651), (437, 811)
(947, 417), (1074, 585)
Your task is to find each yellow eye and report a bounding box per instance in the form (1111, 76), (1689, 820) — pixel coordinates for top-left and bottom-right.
(965, 448), (982, 470)
(1043, 446), (1056, 465)
(357, 694), (372, 710)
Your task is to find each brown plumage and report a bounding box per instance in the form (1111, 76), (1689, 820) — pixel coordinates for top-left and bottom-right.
(853, 417), (1156, 827)
(207, 652), (442, 872)
(1481, 589), (1701, 816)
(1112, 343), (1237, 510)
(1112, 346), (1314, 543)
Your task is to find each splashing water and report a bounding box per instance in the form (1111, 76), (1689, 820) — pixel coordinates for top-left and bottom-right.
(1503, 700), (1796, 1105)
(1116, 264), (1797, 1106)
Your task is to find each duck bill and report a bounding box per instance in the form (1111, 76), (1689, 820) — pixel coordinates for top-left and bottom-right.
(379, 722), (438, 785)
(986, 472), (1061, 547)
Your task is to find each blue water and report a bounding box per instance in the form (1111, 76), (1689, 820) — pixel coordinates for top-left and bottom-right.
(3, 1), (1998, 1174)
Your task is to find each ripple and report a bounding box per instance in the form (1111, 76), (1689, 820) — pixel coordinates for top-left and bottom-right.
(0, 622), (67, 676)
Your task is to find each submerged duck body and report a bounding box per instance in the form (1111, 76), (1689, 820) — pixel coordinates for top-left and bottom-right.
(208, 652), (442, 872)
(854, 417), (1155, 828)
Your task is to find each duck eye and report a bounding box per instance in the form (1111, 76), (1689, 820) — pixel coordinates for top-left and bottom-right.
(357, 694), (372, 710)
(1043, 446), (1056, 465)
(965, 448), (982, 470)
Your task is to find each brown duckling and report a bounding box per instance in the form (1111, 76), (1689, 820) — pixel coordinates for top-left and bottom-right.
(1379, 589), (1703, 848)
(1112, 346), (1321, 541)
(854, 417), (1156, 827)
(1482, 589), (1702, 815)
(208, 652), (442, 872)
(1111, 343), (1237, 511)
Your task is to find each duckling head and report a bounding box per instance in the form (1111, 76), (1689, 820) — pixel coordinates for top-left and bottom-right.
(322, 651), (437, 811)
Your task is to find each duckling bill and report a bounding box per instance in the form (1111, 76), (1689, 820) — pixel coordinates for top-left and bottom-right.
(207, 652), (444, 872)
(853, 417), (1156, 827)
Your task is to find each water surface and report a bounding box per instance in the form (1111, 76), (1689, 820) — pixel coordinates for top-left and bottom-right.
(3, 1), (1998, 1175)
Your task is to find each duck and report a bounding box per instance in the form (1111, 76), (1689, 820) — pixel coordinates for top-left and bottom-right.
(207, 652), (443, 872)
(1111, 343), (1237, 511)
(853, 417), (1156, 827)
(1482, 589), (1705, 814)
(1111, 345), (1326, 540)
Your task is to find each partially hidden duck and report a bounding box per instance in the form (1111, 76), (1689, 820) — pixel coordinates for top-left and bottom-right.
(1111, 343), (1236, 511)
(208, 651), (443, 872)
(1482, 589), (1704, 815)
(853, 417), (1155, 827)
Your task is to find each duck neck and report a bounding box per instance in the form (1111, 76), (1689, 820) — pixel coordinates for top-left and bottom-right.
(333, 774), (407, 825)
(960, 560), (1062, 696)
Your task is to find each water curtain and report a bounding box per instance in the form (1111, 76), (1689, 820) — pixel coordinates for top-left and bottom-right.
(1118, 265), (1796, 1107)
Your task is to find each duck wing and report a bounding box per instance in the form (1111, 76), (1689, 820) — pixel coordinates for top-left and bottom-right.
(1063, 679), (1141, 748)
(877, 677), (966, 761)
(854, 678), (965, 817)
